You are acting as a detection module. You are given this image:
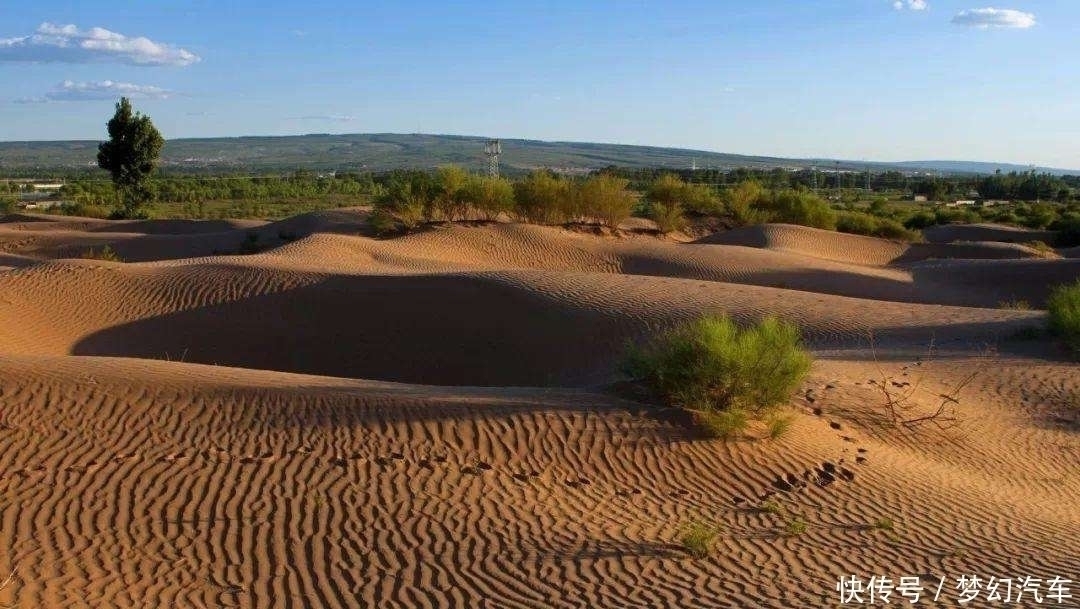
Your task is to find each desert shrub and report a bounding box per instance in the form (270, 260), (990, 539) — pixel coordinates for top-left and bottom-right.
(646, 174), (719, 216)
(60, 201), (111, 219)
(1019, 202), (1057, 229)
(902, 211), (936, 230)
(784, 517), (808, 536)
(998, 299), (1031, 310)
(1051, 216), (1080, 247)
(759, 499), (784, 515)
(697, 408), (749, 440)
(648, 201), (687, 233)
(754, 190), (836, 230)
(1022, 241), (1058, 258)
(0, 197), (14, 215)
(723, 180), (766, 226)
(462, 175), (515, 221)
(81, 245), (123, 262)
(874, 517), (895, 532)
(373, 181), (430, 231)
(836, 211), (920, 241)
(933, 207), (979, 225)
(678, 519), (721, 559)
(624, 315), (812, 438)
(766, 412), (794, 439)
(575, 174), (638, 228)
(1047, 280), (1080, 356)
(514, 170), (570, 224)
(432, 165), (470, 220)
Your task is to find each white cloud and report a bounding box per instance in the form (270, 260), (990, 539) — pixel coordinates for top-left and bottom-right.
(952, 8), (1036, 28)
(15, 80), (172, 103)
(0, 22), (199, 66)
(893, 0), (928, 10)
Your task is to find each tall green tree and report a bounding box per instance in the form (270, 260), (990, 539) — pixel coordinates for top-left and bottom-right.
(96, 97), (165, 218)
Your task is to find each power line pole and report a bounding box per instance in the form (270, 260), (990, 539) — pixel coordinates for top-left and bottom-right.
(484, 140), (501, 177)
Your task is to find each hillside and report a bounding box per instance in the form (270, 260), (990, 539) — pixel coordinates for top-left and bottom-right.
(2, 133), (1076, 175)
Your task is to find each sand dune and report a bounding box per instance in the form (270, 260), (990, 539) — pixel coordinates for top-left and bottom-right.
(0, 213), (1077, 608)
(922, 222), (1057, 245)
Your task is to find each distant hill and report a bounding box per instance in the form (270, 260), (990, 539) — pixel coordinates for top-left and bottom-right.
(0, 133), (1075, 176)
(892, 160), (1080, 176)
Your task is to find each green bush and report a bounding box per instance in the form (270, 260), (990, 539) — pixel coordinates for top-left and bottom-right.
(1047, 280), (1080, 357)
(836, 211), (920, 241)
(754, 190), (836, 230)
(514, 170), (570, 224)
(462, 175), (515, 221)
(678, 519), (722, 559)
(373, 181), (429, 231)
(81, 245), (123, 262)
(624, 315), (812, 438)
(646, 173), (719, 216)
(902, 211), (936, 230)
(648, 201), (687, 233)
(575, 174), (638, 228)
(1051, 216), (1080, 248)
(723, 180), (766, 226)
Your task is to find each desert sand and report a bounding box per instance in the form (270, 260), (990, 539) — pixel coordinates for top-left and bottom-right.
(0, 212), (1077, 608)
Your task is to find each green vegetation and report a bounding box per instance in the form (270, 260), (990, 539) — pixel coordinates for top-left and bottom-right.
(765, 412), (794, 439)
(998, 299), (1031, 311)
(678, 519), (722, 559)
(754, 190), (837, 230)
(80, 245), (123, 262)
(372, 168), (638, 233)
(624, 315), (812, 440)
(96, 97), (165, 219)
(1047, 280), (1080, 356)
(783, 517), (808, 536)
(836, 210), (920, 241)
(697, 408), (750, 440)
(873, 517), (895, 532)
(759, 499), (785, 516)
(513, 170), (572, 224)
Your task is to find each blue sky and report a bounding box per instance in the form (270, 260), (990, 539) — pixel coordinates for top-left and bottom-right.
(0, 1), (1076, 168)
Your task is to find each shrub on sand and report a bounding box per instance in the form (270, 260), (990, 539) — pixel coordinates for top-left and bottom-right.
(624, 315), (812, 439)
(1047, 280), (1080, 357)
(648, 201), (687, 233)
(575, 174), (638, 228)
(784, 516), (808, 536)
(80, 245), (123, 262)
(765, 412), (794, 439)
(678, 519), (721, 559)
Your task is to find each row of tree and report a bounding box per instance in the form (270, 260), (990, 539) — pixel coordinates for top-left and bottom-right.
(371, 167), (640, 231)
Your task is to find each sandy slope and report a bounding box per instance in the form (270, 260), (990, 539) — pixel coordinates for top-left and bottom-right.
(0, 212), (1077, 608)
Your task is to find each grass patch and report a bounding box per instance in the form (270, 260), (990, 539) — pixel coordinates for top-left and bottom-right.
(765, 412), (794, 439)
(758, 499), (785, 516)
(1023, 240), (1059, 258)
(678, 519), (722, 559)
(783, 517), (808, 536)
(623, 315), (812, 440)
(696, 408), (749, 440)
(1047, 280), (1080, 357)
(80, 245), (123, 262)
(998, 299), (1031, 310)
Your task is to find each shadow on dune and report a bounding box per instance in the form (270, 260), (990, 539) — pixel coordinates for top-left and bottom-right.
(72, 273), (643, 386)
(905, 258), (1080, 308)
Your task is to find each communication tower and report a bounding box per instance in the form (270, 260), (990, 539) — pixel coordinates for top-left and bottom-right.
(484, 140), (501, 177)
